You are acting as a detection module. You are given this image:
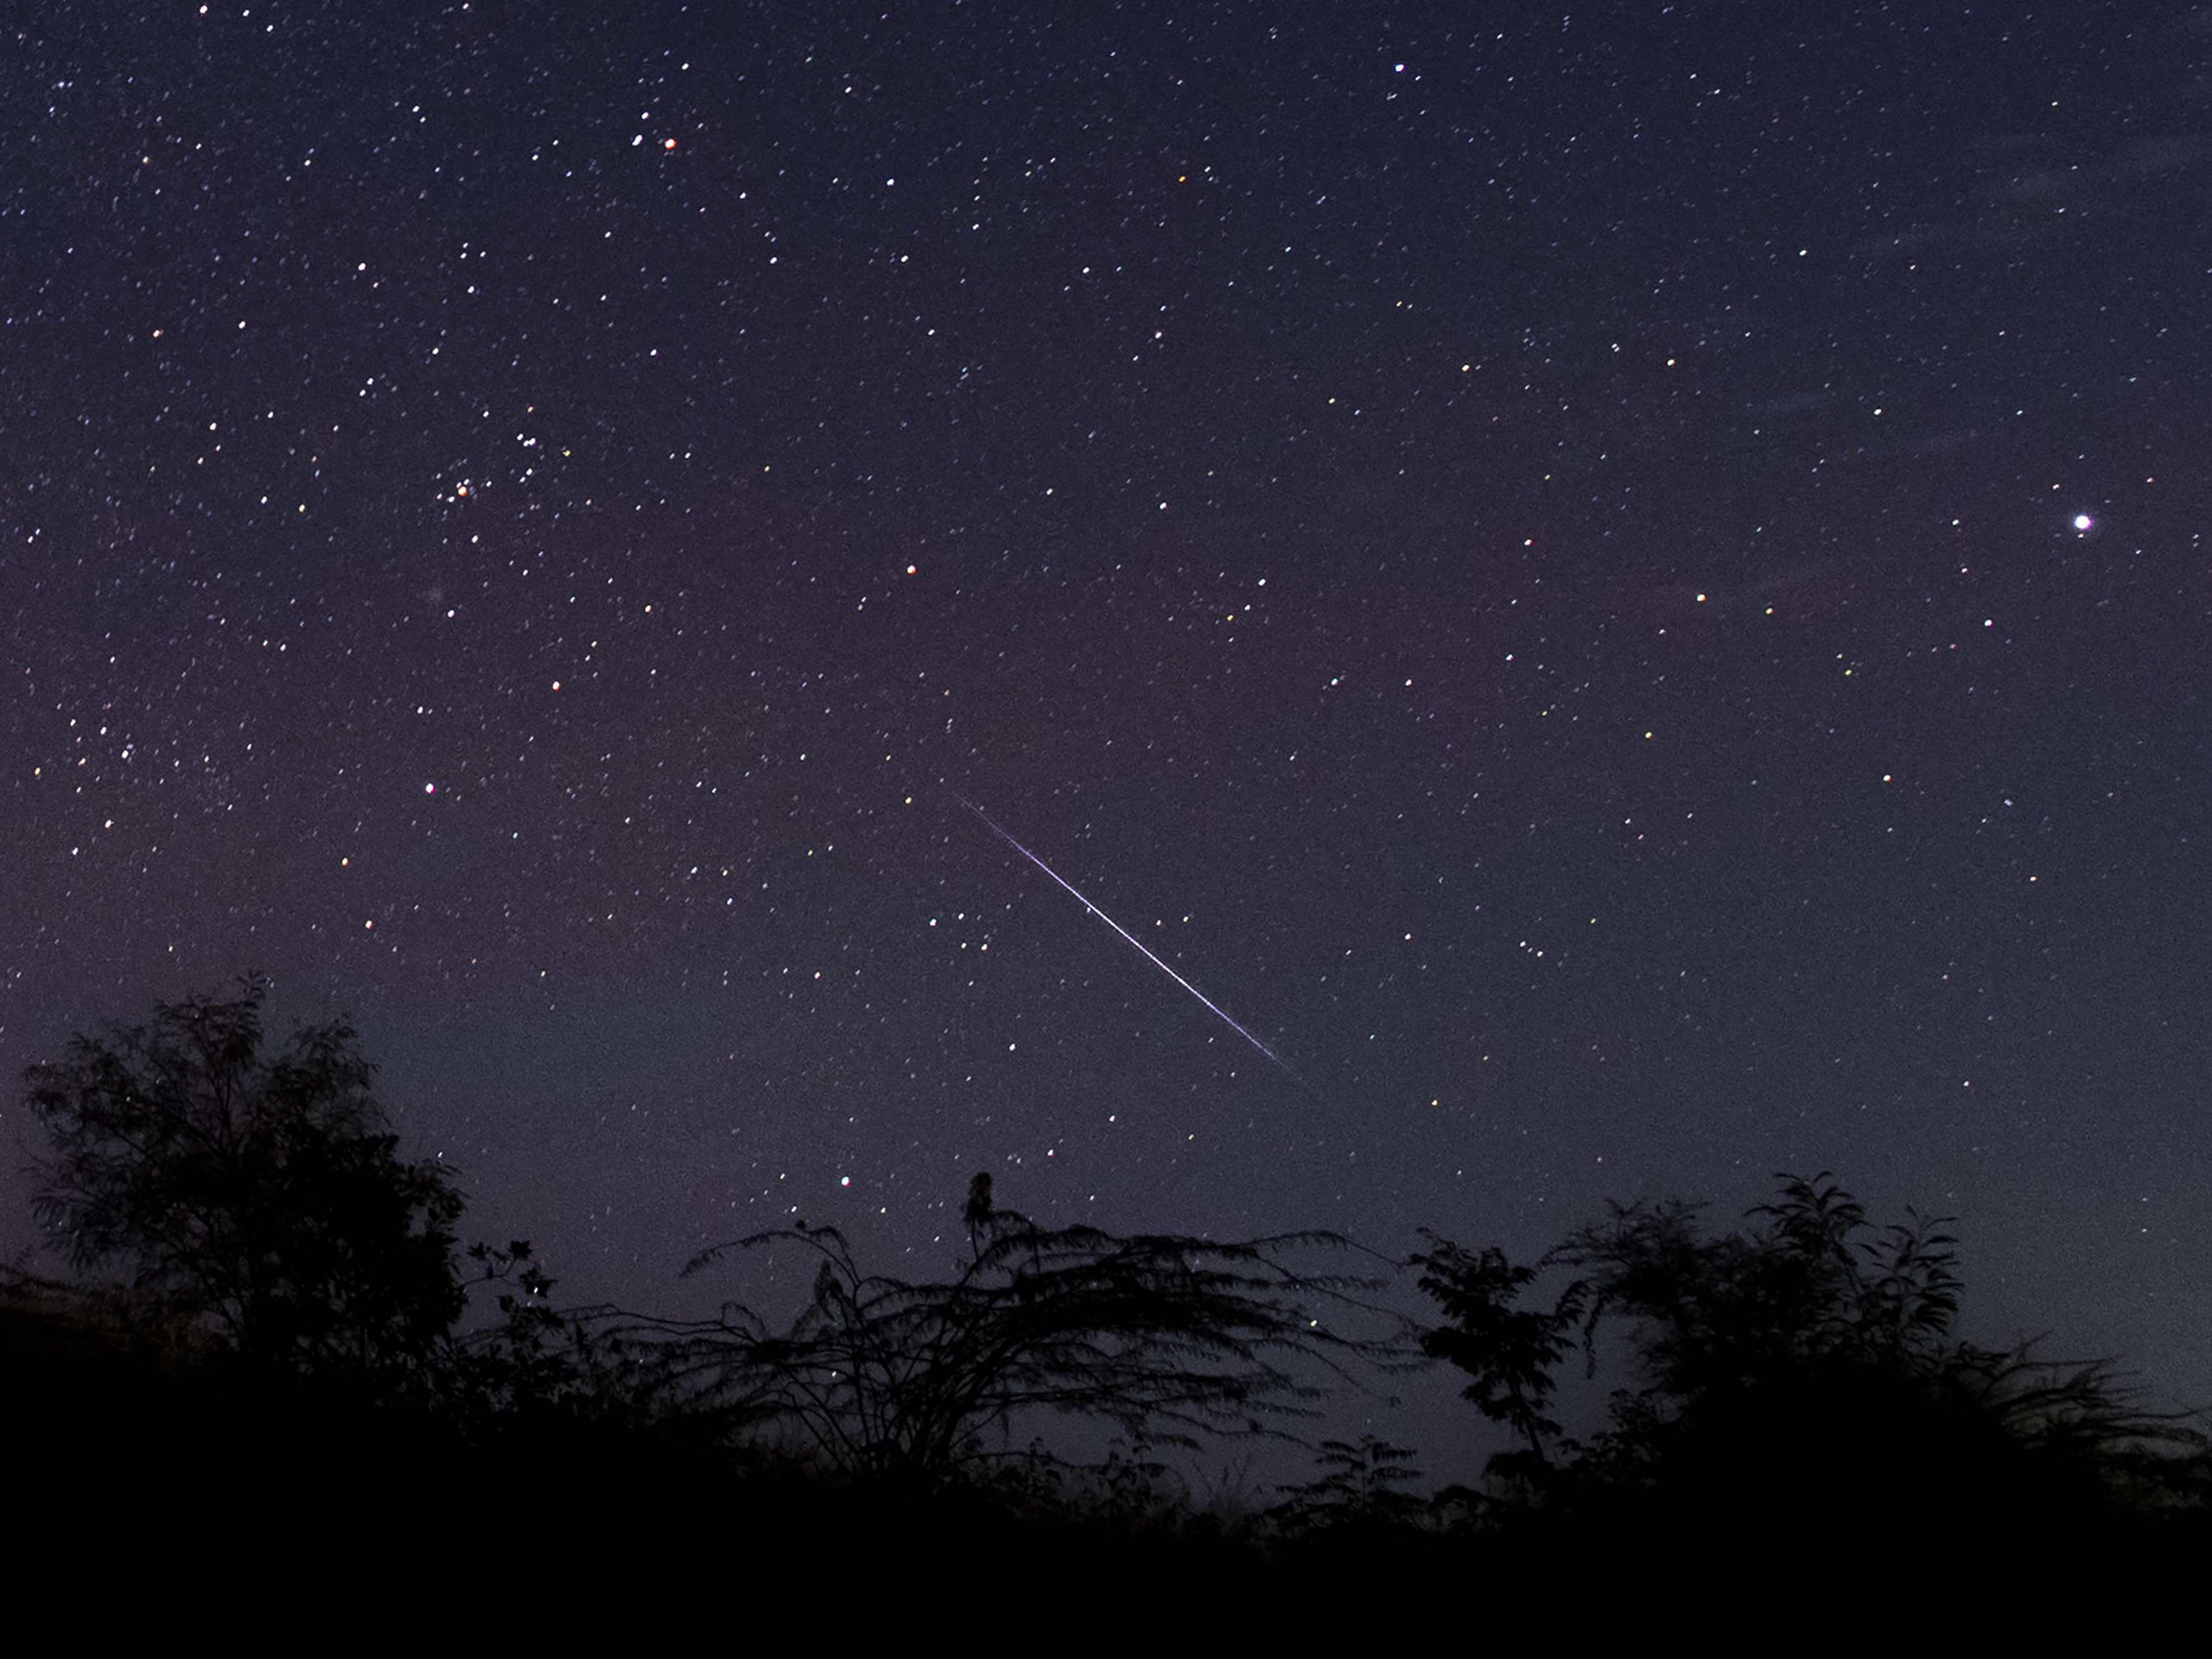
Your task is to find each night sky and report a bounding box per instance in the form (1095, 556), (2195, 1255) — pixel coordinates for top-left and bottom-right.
(6, 3), (2209, 1476)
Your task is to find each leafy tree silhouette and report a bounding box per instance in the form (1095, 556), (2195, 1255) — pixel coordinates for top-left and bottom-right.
(1410, 1236), (1589, 1474)
(1419, 1174), (2204, 1543)
(21, 975), (468, 1387)
(634, 1172), (1402, 1487)
(1561, 1173), (1965, 1398)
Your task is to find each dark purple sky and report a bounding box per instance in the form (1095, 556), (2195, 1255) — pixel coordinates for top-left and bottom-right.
(5, 2), (2208, 1479)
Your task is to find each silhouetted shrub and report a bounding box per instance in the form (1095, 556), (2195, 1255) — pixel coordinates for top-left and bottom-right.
(596, 1173), (1408, 1488)
(1419, 1174), (2207, 1554)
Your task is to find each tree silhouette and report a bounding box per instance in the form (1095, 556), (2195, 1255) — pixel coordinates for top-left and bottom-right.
(632, 1174), (1403, 1486)
(22, 975), (467, 1385)
(1558, 1173), (1965, 1398)
(1420, 1174), (2204, 1537)
(1410, 1236), (1589, 1469)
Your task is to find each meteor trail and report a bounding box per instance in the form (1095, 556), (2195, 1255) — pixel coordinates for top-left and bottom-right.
(950, 790), (1303, 1085)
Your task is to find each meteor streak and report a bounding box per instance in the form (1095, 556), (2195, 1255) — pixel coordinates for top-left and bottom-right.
(950, 790), (1303, 1085)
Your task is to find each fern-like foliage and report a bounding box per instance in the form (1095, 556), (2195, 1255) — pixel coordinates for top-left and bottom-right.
(1272, 1434), (1429, 1531)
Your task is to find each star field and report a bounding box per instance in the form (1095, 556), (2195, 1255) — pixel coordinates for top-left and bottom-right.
(4, 3), (2210, 1476)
